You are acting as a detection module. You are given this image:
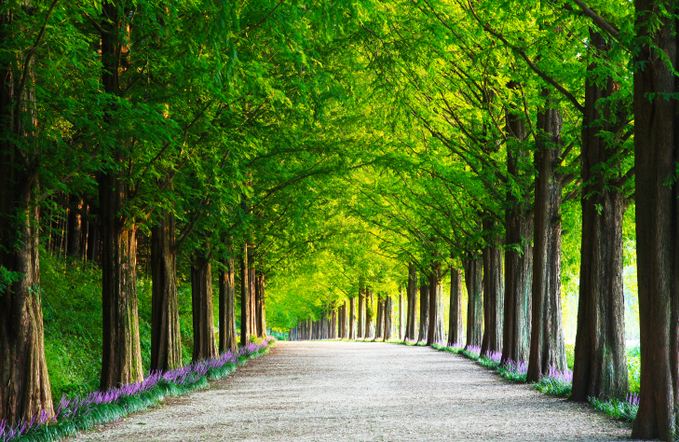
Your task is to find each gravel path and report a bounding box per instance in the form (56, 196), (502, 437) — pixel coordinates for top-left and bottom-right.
(69, 341), (643, 441)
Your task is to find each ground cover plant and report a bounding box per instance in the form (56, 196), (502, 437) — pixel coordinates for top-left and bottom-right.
(0, 339), (274, 442)
(427, 341), (641, 424)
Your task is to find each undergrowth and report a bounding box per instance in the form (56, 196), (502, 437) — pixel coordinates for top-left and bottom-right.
(425, 339), (641, 424)
(1, 339), (274, 442)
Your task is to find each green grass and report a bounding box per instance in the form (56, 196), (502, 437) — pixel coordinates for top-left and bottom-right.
(40, 250), (197, 403)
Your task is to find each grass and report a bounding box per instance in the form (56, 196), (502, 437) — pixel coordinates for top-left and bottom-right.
(2, 250), (274, 442)
(424, 339), (642, 424)
(1, 339), (274, 442)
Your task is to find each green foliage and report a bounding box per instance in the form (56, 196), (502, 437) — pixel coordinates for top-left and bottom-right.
(41, 252), (103, 402)
(589, 396), (638, 423)
(534, 377), (572, 398)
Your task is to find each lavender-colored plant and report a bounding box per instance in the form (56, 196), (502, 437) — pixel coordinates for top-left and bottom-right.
(0, 338), (274, 442)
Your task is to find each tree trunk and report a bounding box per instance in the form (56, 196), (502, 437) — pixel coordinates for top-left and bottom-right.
(358, 282), (365, 338)
(384, 296), (393, 341)
(405, 264), (418, 340)
(191, 251), (217, 362)
(240, 243), (251, 346)
(366, 289), (374, 339)
(150, 210), (182, 371)
(349, 297), (356, 339)
(66, 194), (83, 260)
(571, 30), (628, 400)
(218, 252), (237, 353)
(448, 268), (464, 346)
(632, 4), (679, 439)
(331, 309), (337, 339)
(99, 186), (143, 389)
(0, 169), (53, 425)
(427, 264), (441, 345)
(463, 253), (483, 348)
(417, 274), (429, 342)
(502, 82), (533, 365)
(248, 251), (257, 337)
(256, 273), (266, 338)
(398, 286), (404, 340)
(343, 301), (349, 338)
(481, 220), (504, 356)
(527, 89), (567, 382)
(0, 6), (53, 425)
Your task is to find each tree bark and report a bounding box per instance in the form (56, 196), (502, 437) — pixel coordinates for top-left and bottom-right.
(398, 286), (404, 340)
(218, 252), (237, 353)
(502, 87), (533, 365)
(191, 250), (217, 362)
(331, 309), (337, 339)
(150, 210), (182, 371)
(384, 296), (393, 341)
(366, 289), (374, 339)
(375, 295), (383, 340)
(427, 264), (441, 345)
(463, 253), (483, 348)
(0, 168), (52, 425)
(448, 268), (464, 346)
(0, 6), (53, 425)
(405, 264), (418, 340)
(632, 4), (679, 438)
(239, 243), (251, 346)
(357, 281), (365, 338)
(255, 273), (266, 338)
(349, 296), (356, 339)
(417, 273), (429, 342)
(481, 220), (504, 356)
(571, 30), (628, 400)
(66, 194), (83, 260)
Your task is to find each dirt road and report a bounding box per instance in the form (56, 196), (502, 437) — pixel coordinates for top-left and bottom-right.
(69, 341), (640, 441)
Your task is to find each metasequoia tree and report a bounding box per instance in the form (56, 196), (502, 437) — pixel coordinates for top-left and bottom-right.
(0, 2), (55, 425)
(632, 0), (679, 439)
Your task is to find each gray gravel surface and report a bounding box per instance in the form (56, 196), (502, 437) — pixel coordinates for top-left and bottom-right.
(68, 341), (644, 441)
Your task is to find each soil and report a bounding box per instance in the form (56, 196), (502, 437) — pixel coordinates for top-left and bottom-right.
(67, 341), (645, 441)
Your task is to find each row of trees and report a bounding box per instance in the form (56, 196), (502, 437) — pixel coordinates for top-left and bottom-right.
(2, 0), (679, 440)
(0, 0), (370, 431)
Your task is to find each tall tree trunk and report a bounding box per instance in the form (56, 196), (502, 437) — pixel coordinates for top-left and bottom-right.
(571, 30), (628, 400)
(463, 253), (483, 348)
(256, 273), (266, 338)
(632, 4), (679, 439)
(503, 87), (533, 365)
(98, 0), (144, 391)
(150, 211), (182, 370)
(481, 220), (504, 356)
(375, 295), (383, 340)
(366, 289), (374, 339)
(417, 274), (429, 342)
(349, 297), (356, 339)
(448, 268), (464, 346)
(0, 171), (52, 425)
(427, 264), (441, 345)
(357, 282), (365, 338)
(218, 252), (237, 353)
(405, 264), (418, 340)
(0, 5), (53, 425)
(527, 90), (567, 382)
(343, 301), (349, 338)
(384, 296), (393, 341)
(191, 251), (217, 362)
(66, 194), (83, 260)
(248, 251), (257, 337)
(398, 286), (404, 340)
(331, 309), (337, 339)
(240, 243), (251, 347)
